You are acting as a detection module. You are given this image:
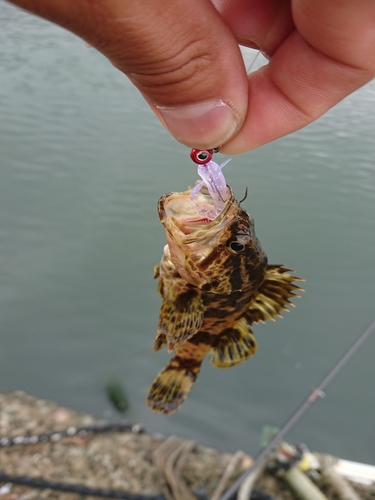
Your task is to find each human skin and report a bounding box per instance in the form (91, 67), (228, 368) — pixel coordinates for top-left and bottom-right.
(7, 0), (375, 153)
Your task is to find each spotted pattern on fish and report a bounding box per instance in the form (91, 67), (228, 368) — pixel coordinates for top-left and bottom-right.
(147, 185), (304, 415)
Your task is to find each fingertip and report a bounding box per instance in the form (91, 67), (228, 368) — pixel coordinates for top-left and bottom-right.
(154, 99), (243, 150)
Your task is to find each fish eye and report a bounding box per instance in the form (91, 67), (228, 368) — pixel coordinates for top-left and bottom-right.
(229, 241), (245, 252)
(227, 239), (245, 253)
(227, 233), (250, 254)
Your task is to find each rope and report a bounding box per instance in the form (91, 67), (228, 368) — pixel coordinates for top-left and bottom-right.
(0, 422), (163, 499)
(0, 422), (144, 448)
(153, 436), (197, 500)
(0, 472), (164, 499)
(211, 451), (247, 500)
(237, 458), (267, 500)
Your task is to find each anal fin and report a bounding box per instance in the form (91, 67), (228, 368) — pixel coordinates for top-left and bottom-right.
(209, 317), (258, 368)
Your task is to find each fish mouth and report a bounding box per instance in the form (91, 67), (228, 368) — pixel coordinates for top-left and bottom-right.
(180, 218), (212, 235)
(158, 184), (244, 289)
(160, 185), (235, 241)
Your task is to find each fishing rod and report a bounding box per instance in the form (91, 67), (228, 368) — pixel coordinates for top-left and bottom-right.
(220, 318), (375, 500)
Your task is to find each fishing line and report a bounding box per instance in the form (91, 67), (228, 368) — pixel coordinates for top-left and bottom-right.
(246, 50), (260, 74)
(219, 318), (375, 500)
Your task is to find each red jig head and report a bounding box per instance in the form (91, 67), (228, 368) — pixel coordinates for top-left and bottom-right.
(190, 149), (212, 164)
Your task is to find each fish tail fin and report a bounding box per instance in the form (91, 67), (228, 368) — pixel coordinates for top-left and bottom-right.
(146, 355), (202, 415)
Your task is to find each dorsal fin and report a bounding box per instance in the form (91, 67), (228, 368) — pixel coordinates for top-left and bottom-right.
(245, 265), (304, 325)
(208, 317), (258, 368)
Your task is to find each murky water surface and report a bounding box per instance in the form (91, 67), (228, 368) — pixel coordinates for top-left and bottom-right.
(1, 2), (374, 463)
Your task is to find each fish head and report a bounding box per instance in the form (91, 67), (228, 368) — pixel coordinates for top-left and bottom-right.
(158, 185), (268, 294)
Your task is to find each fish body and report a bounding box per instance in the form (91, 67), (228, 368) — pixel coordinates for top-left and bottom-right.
(147, 184), (303, 415)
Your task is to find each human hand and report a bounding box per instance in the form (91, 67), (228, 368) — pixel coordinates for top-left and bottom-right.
(9, 0), (375, 153)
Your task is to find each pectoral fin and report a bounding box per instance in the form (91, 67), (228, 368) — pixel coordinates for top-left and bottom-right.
(155, 285), (204, 352)
(209, 317), (258, 368)
(245, 265), (304, 325)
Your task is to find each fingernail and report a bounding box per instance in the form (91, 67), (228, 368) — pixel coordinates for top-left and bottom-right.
(156, 100), (240, 149)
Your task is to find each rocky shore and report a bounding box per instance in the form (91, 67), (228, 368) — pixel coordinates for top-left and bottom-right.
(0, 391), (373, 500)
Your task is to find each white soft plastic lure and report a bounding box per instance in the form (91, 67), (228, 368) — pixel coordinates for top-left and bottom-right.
(190, 158), (231, 220)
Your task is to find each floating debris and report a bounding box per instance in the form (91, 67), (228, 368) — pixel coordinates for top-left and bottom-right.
(105, 380), (129, 413)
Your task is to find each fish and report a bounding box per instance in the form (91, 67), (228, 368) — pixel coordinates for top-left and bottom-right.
(146, 179), (303, 416)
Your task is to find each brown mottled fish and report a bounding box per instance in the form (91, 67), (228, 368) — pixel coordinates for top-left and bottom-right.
(146, 183), (303, 415)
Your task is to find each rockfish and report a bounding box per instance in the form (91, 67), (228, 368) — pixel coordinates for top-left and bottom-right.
(147, 183), (303, 415)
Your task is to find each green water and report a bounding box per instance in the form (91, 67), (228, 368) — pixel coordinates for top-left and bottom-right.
(1, 1), (374, 463)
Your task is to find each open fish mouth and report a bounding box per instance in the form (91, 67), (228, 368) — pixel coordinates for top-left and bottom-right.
(162, 185), (233, 238)
(180, 217), (212, 234)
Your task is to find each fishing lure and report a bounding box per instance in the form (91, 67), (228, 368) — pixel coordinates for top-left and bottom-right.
(190, 148), (231, 220)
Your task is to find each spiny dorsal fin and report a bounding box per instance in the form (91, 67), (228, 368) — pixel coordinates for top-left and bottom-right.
(209, 317), (258, 368)
(156, 285), (204, 352)
(245, 265), (304, 325)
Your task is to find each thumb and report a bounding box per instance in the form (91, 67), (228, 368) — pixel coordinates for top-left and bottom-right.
(109, 0), (249, 149)
(9, 0), (248, 150)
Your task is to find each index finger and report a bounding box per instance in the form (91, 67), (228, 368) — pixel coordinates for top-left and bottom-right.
(217, 0), (375, 153)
